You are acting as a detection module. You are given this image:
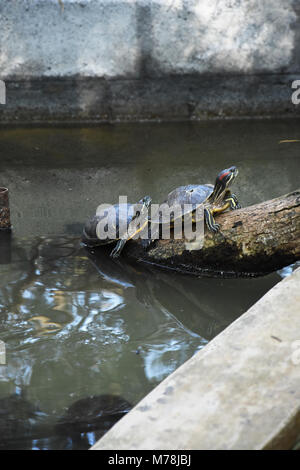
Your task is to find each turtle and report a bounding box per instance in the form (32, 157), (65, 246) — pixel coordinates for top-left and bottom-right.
(82, 195), (152, 258)
(150, 166), (240, 236)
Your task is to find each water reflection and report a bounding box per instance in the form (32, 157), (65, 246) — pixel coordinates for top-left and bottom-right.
(0, 392), (45, 450)
(0, 391), (131, 450)
(0, 231), (11, 265)
(277, 262), (300, 279)
(55, 394), (132, 450)
(0, 236), (281, 449)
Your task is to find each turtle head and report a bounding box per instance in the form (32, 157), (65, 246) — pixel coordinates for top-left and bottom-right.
(217, 166), (238, 187)
(212, 166), (238, 202)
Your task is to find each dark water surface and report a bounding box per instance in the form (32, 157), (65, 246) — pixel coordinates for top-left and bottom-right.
(0, 120), (299, 449)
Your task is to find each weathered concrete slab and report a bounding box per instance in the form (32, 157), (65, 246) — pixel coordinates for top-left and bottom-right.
(91, 267), (300, 450)
(0, 0), (300, 121)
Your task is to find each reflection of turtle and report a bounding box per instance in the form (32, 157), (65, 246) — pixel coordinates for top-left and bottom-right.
(55, 394), (132, 449)
(152, 166), (240, 234)
(82, 196), (151, 258)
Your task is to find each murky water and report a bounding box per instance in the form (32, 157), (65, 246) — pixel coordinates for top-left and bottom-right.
(0, 120), (299, 449)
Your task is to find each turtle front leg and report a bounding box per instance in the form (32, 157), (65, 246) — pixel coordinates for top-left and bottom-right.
(204, 208), (220, 233)
(110, 239), (127, 258)
(224, 192), (241, 210)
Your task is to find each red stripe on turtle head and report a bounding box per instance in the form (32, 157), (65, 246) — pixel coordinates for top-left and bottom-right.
(219, 170), (230, 181)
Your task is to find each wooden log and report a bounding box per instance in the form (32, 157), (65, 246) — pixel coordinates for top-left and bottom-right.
(122, 189), (300, 277)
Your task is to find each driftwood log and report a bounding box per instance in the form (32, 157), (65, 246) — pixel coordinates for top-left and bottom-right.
(121, 190), (300, 277)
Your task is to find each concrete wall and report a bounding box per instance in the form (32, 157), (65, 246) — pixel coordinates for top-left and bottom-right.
(0, 0), (300, 121)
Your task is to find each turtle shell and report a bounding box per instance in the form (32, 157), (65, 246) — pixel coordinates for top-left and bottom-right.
(151, 184), (213, 224)
(82, 203), (137, 246)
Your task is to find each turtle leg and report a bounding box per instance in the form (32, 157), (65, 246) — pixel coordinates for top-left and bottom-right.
(231, 193), (241, 209)
(204, 208), (220, 233)
(224, 192), (241, 210)
(110, 239), (127, 258)
(111, 216), (150, 258)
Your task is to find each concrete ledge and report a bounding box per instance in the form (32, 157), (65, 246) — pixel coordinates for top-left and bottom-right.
(91, 267), (300, 450)
(1, 74), (300, 123)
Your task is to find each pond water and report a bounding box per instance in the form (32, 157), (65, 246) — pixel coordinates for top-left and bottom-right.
(0, 119), (299, 449)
